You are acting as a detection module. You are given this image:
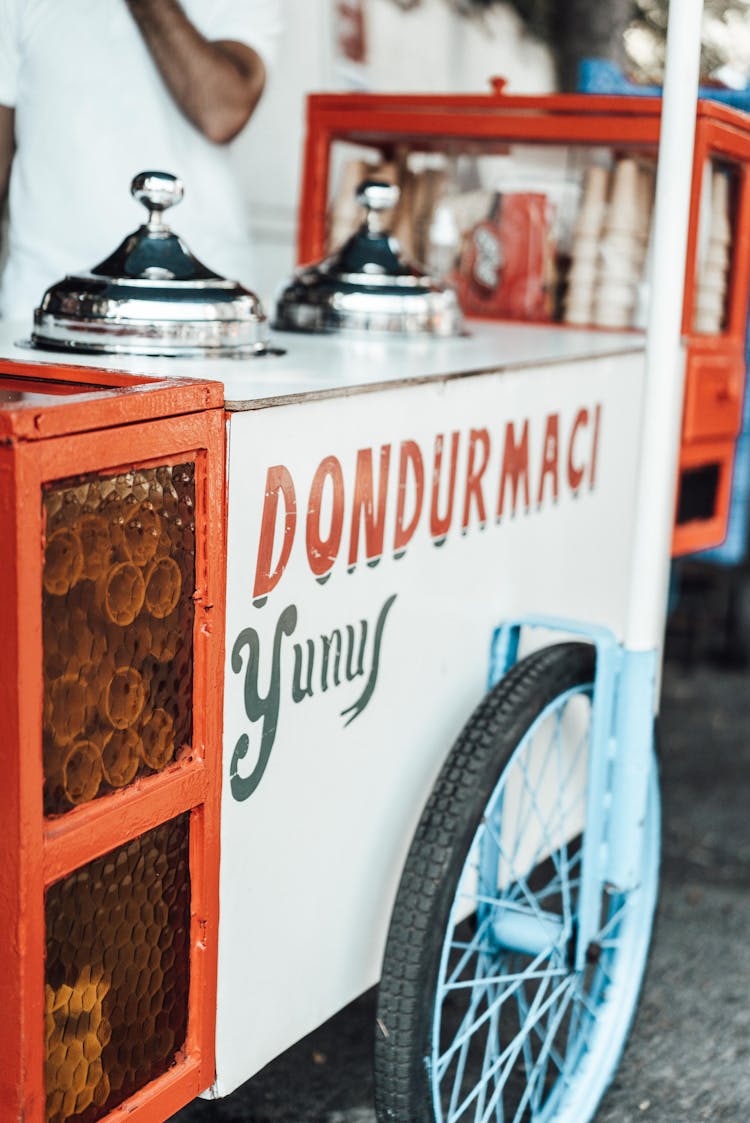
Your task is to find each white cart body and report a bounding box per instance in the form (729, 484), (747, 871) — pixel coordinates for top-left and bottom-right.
(218, 332), (647, 1092)
(0, 320), (647, 1092)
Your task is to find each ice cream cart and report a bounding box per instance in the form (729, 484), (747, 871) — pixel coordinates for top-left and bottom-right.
(0, 2), (738, 1120)
(0, 309), (653, 1123)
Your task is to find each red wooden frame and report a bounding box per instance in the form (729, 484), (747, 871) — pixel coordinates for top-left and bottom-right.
(295, 88), (750, 557)
(0, 365), (226, 1123)
(0, 355), (223, 441)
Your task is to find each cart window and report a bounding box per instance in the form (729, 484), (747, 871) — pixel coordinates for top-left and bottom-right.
(676, 462), (720, 524)
(44, 814), (191, 1122)
(326, 139), (658, 330)
(41, 464), (196, 816)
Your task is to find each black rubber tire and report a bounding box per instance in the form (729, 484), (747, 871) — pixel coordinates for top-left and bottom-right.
(373, 641), (597, 1123)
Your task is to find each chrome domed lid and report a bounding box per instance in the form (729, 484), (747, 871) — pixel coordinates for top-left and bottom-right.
(273, 180), (464, 337)
(31, 171), (270, 357)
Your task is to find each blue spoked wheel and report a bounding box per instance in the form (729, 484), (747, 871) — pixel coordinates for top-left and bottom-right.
(374, 643), (660, 1123)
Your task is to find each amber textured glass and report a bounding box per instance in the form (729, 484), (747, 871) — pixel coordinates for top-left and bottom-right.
(44, 815), (191, 1122)
(41, 464), (196, 814)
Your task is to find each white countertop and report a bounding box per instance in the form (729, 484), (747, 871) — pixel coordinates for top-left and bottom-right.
(0, 319), (645, 409)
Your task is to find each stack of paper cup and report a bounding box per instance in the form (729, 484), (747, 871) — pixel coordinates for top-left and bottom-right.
(593, 158), (653, 329)
(693, 168), (731, 334)
(564, 165), (609, 325)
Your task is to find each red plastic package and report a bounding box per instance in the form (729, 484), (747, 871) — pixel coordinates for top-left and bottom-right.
(453, 192), (554, 320)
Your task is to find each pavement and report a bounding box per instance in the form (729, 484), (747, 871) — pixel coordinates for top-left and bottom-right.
(170, 561), (750, 1123)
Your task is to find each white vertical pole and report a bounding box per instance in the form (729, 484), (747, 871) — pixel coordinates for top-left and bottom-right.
(625, 0), (705, 651)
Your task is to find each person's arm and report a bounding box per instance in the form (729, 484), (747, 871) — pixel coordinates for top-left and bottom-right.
(0, 105), (14, 208)
(125, 0), (266, 144)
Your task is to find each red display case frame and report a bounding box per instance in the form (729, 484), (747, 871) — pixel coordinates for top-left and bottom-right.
(0, 359), (226, 1123)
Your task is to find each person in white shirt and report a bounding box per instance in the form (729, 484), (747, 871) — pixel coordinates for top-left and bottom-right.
(0, 0), (284, 321)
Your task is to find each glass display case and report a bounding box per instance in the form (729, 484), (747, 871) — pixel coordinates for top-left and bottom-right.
(296, 85), (750, 555)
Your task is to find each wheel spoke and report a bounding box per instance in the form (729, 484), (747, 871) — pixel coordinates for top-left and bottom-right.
(514, 975), (568, 1086)
(512, 961), (538, 1119)
(564, 978), (585, 1075)
(438, 955), (509, 1092)
(479, 821), (562, 938)
(554, 708), (572, 936)
(443, 966), (569, 992)
(571, 981), (601, 1024)
(510, 983), (578, 1123)
(436, 948), (554, 1080)
(453, 976), (576, 1123)
(446, 980), (488, 1123)
(509, 720), (589, 891)
(473, 978), (504, 1123)
(599, 895), (629, 942)
(486, 762), (587, 920)
(446, 914), (497, 988)
(499, 715), (563, 885)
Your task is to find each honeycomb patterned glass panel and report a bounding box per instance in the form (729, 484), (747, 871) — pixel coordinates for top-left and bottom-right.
(41, 464), (196, 815)
(45, 816), (191, 1123)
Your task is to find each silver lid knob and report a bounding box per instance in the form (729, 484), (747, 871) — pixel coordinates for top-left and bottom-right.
(357, 180), (400, 234)
(356, 180), (400, 212)
(131, 171), (184, 230)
